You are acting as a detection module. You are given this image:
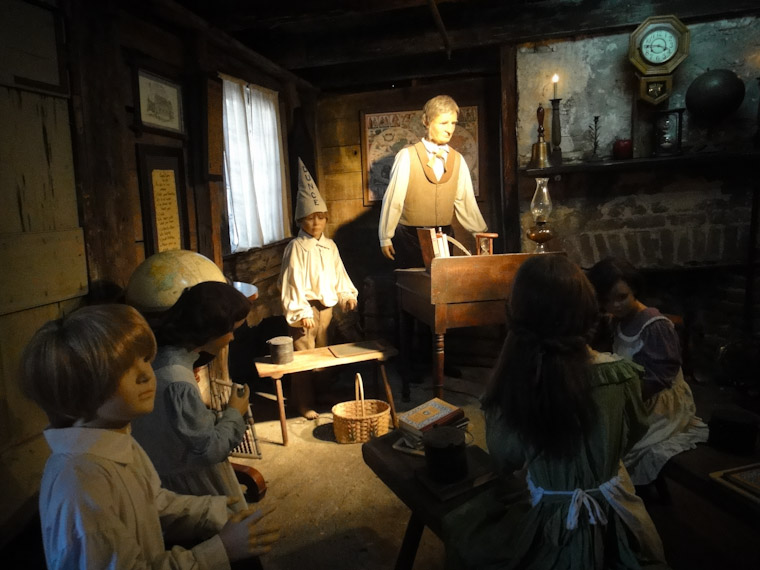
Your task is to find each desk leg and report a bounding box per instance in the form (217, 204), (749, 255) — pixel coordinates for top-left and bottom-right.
(398, 303), (414, 403)
(380, 363), (399, 429)
(433, 333), (444, 399)
(395, 513), (425, 570)
(273, 377), (289, 446)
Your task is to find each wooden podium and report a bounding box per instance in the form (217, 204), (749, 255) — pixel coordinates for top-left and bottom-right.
(395, 253), (537, 399)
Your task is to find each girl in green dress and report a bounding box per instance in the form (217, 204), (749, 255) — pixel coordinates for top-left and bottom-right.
(443, 255), (669, 569)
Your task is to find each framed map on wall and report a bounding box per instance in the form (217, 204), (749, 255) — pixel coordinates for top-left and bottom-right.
(360, 106), (479, 205)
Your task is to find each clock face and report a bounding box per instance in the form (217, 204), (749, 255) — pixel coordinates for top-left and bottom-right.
(640, 28), (678, 64)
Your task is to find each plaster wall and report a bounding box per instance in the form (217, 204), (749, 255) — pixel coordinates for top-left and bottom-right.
(514, 16), (760, 354)
(516, 17), (760, 163)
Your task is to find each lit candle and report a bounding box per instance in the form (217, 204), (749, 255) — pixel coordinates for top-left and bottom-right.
(552, 74), (559, 99)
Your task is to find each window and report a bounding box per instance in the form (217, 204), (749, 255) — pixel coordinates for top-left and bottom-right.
(221, 75), (289, 251)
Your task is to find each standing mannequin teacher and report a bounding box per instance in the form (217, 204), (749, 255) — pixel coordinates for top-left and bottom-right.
(378, 95), (487, 268)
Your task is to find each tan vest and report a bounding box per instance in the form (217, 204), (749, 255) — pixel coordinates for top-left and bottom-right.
(399, 141), (461, 227)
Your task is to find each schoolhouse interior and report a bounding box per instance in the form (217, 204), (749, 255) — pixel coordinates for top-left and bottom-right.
(2, 0), (760, 568)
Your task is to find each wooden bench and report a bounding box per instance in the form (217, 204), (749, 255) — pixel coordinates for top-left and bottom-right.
(254, 339), (398, 445)
(362, 430), (509, 570)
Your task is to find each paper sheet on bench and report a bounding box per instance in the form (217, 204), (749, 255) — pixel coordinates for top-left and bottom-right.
(329, 341), (381, 358)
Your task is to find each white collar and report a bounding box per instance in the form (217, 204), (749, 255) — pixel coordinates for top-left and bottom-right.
(44, 427), (136, 465)
(296, 229), (329, 251)
(422, 138), (449, 154)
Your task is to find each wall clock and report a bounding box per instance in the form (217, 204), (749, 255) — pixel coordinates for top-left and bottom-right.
(628, 15), (690, 104)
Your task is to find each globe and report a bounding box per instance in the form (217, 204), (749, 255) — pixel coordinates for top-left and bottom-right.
(125, 250), (226, 314)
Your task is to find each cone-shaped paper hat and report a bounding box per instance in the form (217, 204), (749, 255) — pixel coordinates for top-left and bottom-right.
(295, 158), (327, 221)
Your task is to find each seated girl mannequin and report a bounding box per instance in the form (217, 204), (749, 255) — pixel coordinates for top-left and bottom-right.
(587, 257), (708, 486)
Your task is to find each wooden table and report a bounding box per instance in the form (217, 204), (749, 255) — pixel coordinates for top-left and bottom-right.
(395, 253), (536, 400)
(362, 431), (513, 570)
(254, 339), (398, 445)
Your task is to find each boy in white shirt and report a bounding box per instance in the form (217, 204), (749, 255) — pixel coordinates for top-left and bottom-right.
(21, 303), (279, 569)
(279, 159), (358, 418)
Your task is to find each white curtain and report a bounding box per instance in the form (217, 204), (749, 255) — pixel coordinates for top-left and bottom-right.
(222, 76), (287, 251)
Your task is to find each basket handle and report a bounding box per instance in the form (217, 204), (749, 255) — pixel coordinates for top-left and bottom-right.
(354, 373), (365, 418)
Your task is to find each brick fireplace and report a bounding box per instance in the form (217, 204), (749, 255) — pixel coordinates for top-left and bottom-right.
(519, 164), (758, 379)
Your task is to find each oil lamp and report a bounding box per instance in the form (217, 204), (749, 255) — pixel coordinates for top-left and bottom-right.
(526, 177), (555, 253)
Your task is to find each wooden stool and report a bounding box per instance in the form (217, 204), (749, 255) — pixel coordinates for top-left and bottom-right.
(254, 339), (398, 445)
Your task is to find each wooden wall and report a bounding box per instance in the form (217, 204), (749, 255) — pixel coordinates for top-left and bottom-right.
(0, 0), (315, 542)
(0, 0), (88, 539)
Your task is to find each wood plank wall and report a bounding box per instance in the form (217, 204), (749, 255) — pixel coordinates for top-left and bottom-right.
(0, 71), (85, 544)
(0, 0), (313, 541)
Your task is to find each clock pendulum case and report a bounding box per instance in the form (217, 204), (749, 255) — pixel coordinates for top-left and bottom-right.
(628, 15), (690, 105)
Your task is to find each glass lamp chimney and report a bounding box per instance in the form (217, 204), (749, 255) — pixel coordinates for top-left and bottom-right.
(530, 178), (552, 223)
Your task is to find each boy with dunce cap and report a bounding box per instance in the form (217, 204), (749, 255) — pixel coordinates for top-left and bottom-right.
(279, 159), (358, 418)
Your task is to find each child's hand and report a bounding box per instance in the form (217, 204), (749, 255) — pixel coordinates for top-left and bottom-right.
(300, 317), (316, 329)
(228, 384), (250, 417)
(342, 298), (357, 312)
(220, 504), (280, 561)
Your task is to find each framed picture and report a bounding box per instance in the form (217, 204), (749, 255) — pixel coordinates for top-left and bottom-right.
(360, 106), (479, 205)
(136, 145), (189, 255)
(0, 1), (68, 96)
(135, 69), (184, 136)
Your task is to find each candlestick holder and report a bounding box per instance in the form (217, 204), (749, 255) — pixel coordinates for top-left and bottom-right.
(550, 98), (562, 165)
(528, 103), (553, 169)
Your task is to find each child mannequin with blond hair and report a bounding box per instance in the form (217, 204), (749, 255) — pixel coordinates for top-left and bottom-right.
(280, 159), (358, 418)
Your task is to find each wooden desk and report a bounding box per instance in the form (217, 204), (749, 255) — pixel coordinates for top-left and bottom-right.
(362, 431), (511, 570)
(395, 253), (536, 399)
(254, 339), (398, 445)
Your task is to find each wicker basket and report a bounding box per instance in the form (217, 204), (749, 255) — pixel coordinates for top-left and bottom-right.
(332, 373), (391, 444)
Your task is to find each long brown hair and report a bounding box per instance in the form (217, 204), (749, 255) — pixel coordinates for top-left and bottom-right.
(482, 255), (599, 458)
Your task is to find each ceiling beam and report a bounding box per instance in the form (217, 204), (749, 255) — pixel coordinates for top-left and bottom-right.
(252, 0), (760, 70)
(427, 0), (452, 59)
(212, 0), (467, 32)
(299, 46), (500, 91)
(144, 0), (316, 90)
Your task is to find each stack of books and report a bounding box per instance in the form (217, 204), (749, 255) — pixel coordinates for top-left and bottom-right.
(394, 397), (469, 455)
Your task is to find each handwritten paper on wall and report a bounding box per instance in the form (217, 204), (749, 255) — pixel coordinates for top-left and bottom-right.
(151, 169), (182, 251)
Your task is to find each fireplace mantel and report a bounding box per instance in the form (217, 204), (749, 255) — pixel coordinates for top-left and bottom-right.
(522, 150), (760, 178)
